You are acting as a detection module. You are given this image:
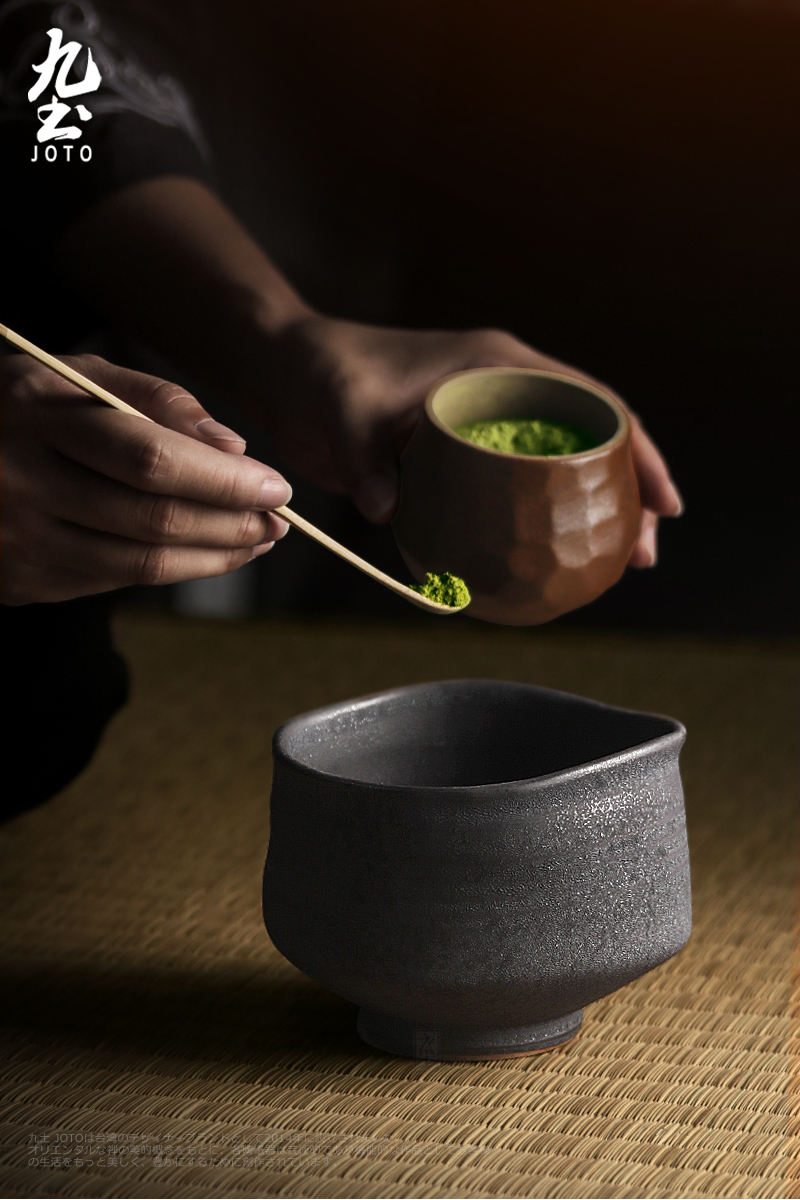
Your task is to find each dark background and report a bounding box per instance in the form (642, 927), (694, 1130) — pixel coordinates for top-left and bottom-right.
(34, 0), (800, 632)
(183, 0), (797, 634)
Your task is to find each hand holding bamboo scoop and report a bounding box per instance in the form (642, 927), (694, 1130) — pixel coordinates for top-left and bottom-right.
(0, 323), (469, 614)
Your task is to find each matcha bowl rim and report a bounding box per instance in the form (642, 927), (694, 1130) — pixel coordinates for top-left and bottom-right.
(271, 679), (684, 795)
(425, 366), (630, 459)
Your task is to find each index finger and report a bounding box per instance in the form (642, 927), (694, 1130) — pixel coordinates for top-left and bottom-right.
(42, 402), (291, 511)
(63, 355), (250, 455)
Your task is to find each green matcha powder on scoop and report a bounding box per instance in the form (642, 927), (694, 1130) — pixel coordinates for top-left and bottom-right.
(409, 572), (471, 609)
(455, 418), (599, 456)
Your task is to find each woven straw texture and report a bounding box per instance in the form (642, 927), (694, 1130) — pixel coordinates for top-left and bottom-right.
(0, 615), (796, 1200)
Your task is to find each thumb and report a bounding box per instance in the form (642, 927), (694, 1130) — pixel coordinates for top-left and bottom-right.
(69, 355), (248, 456)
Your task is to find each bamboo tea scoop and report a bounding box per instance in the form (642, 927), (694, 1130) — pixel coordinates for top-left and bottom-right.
(0, 323), (465, 614)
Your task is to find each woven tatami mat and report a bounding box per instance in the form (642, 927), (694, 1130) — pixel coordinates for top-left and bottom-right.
(0, 616), (796, 1200)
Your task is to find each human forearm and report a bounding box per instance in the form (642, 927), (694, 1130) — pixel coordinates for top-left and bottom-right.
(56, 176), (313, 415)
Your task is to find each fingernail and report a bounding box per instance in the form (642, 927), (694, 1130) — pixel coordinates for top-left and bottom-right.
(196, 418), (246, 445)
(258, 476), (292, 509)
(355, 473), (398, 522)
(247, 542), (274, 562)
(643, 524), (658, 566)
(671, 487), (685, 517)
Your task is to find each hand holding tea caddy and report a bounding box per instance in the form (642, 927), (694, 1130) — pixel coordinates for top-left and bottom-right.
(258, 313), (682, 570)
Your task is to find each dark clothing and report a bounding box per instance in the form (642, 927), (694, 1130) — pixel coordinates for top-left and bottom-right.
(0, 0), (213, 351)
(1, 595), (129, 820)
(1, 0), (211, 816)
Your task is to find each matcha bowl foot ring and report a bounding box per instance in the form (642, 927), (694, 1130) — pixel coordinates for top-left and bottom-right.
(263, 680), (692, 1061)
(357, 1008), (584, 1059)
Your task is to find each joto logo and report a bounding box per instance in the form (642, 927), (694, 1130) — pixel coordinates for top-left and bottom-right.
(29, 27), (101, 162)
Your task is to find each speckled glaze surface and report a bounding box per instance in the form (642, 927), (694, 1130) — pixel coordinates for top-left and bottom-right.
(392, 368), (641, 625)
(263, 680), (691, 1061)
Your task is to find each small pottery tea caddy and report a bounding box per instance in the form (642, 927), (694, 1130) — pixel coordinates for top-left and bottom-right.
(263, 680), (691, 1061)
(392, 367), (641, 625)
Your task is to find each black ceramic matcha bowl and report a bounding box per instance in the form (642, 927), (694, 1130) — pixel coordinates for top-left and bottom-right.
(263, 680), (691, 1060)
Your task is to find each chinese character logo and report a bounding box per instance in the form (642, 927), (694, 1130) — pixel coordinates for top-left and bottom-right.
(28, 27), (101, 143)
